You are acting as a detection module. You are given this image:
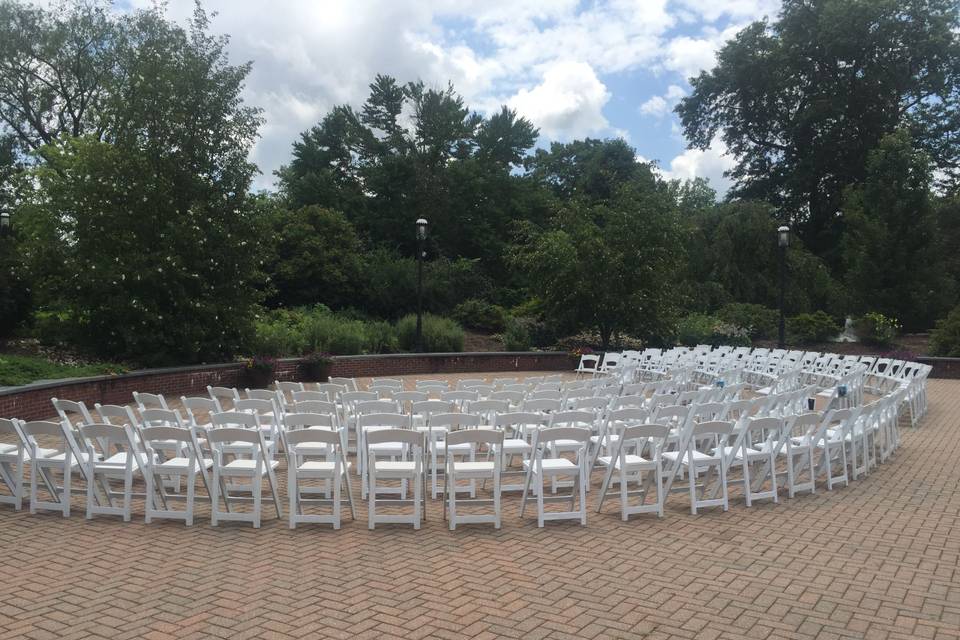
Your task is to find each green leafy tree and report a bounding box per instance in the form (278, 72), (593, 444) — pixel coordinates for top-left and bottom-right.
(843, 130), (956, 330)
(15, 4), (264, 365)
(514, 155), (683, 349)
(279, 75), (539, 280)
(677, 0), (960, 260)
(684, 200), (841, 315)
(265, 205), (364, 309)
(19, 136), (264, 365)
(526, 138), (643, 203)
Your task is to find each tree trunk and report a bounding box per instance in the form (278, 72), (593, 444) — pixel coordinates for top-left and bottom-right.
(599, 325), (612, 352)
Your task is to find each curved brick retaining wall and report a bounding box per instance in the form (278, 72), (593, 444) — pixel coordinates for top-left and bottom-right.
(0, 352), (577, 421)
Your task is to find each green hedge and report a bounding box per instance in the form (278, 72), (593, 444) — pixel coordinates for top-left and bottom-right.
(396, 314), (465, 352)
(253, 305), (399, 356)
(787, 311), (840, 344)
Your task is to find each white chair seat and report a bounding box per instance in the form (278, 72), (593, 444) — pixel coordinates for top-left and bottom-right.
(0, 443), (16, 455)
(502, 439), (531, 454)
(662, 450), (717, 465)
(522, 458), (578, 474)
(450, 461), (495, 474)
(721, 445), (768, 461)
(373, 460), (417, 475)
(369, 442), (404, 454)
(156, 456), (213, 472)
(223, 459), (280, 474)
(596, 454), (651, 469)
(292, 443), (331, 456)
(100, 451), (153, 468)
(298, 460), (351, 474)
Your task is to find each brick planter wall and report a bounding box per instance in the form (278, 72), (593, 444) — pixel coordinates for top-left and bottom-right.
(0, 352), (577, 421)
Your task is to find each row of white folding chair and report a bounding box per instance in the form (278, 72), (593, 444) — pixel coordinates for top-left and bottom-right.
(1, 412), (213, 524)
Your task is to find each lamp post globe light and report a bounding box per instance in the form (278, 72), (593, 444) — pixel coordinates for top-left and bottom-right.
(415, 218), (428, 353)
(777, 225), (790, 348)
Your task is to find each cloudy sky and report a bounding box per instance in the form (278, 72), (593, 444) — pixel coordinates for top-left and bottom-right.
(120, 0), (780, 192)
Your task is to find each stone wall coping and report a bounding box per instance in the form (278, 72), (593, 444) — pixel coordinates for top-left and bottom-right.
(0, 351), (570, 397)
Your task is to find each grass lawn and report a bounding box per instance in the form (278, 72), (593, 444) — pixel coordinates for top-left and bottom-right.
(0, 353), (124, 387)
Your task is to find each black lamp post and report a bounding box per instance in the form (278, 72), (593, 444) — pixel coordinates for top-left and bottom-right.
(0, 211), (10, 238)
(415, 217), (428, 352)
(777, 225), (790, 348)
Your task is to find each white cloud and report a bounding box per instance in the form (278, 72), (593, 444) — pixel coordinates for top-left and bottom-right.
(639, 95), (669, 117)
(640, 84), (686, 117)
(108, 0), (770, 188)
(508, 61), (611, 139)
(661, 23), (750, 79)
(660, 139), (736, 194)
(674, 0), (779, 23)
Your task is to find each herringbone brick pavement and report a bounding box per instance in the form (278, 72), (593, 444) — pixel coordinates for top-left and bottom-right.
(1, 378), (959, 639)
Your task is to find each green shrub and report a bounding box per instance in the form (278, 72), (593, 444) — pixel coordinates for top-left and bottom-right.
(364, 320), (400, 354)
(787, 311), (840, 344)
(854, 312), (901, 347)
(452, 299), (508, 332)
(509, 299), (558, 347)
(252, 305), (398, 356)
(396, 314), (464, 352)
(717, 303), (779, 340)
(677, 313), (717, 346)
(930, 307), (960, 357)
(502, 318), (532, 351)
(677, 313), (751, 347)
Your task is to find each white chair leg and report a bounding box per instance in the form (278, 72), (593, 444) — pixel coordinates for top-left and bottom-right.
(367, 466), (376, 530)
(86, 464), (95, 520)
(123, 470), (133, 522)
(210, 467), (220, 527)
(63, 463), (71, 518)
(186, 468), (195, 526)
(288, 467), (297, 530)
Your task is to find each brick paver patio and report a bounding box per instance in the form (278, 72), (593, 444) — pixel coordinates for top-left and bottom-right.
(1, 377), (958, 640)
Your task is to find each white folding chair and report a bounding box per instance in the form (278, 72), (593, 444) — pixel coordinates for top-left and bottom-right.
(358, 412), (411, 499)
(781, 413), (820, 497)
(814, 408), (855, 490)
(235, 398), (281, 454)
(726, 417), (780, 507)
(575, 354), (600, 378)
(133, 392), (170, 412)
(492, 412), (545, 491)
(519, 426), (590, 527)
(207, 386), (240, 411)
(79, 423), (145, 521)
(443, 429), (504, 530)
(21, 420), (80, 517)
(366, 428), (426, 530)
(142, 426), (213, 526)
(284, 428), (355, 529)
(0, 419), (28, 511)
(682, 420), (734, 514)
(596, 423), (671, 520)
(207, 427), (282, 528)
